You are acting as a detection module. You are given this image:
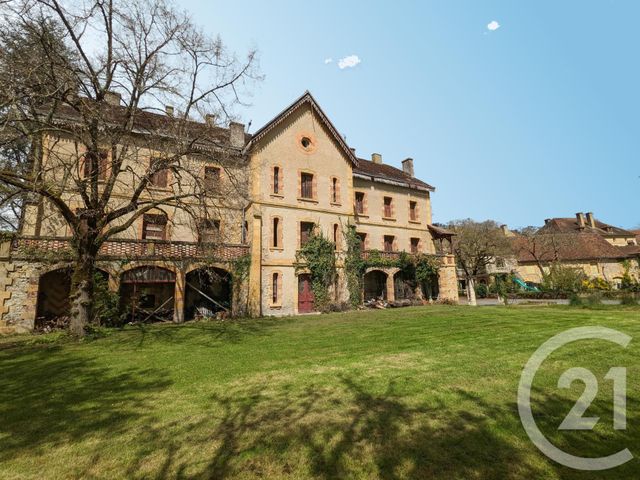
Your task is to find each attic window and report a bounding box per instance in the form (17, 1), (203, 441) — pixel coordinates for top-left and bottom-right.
(300, 137), (312, 149)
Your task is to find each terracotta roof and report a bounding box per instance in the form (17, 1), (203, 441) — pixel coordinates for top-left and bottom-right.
(354, 158), (435, 192)
(243, 91), (358, 165)
(513, 233), (636, 263)
(539, 217), (636, 238)
(46, 99), (248, 148)
(428, 224), (455, 237)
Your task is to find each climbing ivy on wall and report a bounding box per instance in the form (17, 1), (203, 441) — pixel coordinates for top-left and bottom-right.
(295, 230), (337, 312)
(343, 225), (366, 308)
(343, 224), (441, 307)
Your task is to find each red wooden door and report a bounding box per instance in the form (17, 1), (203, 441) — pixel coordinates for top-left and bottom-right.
(298, 274), (315, 313)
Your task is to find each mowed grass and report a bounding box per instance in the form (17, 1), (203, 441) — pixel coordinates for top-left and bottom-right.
(1, 306), (640, 479)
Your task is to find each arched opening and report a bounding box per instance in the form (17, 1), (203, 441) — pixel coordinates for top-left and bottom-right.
(421, 273), (440, 301)
(36, 268), (72, 328)
(394, 271), (416, 301)
(363, 270), (388, 301)
(184, 267), (232, 320)
(120, 266), (175, 322)
(36, 267), (109, 330)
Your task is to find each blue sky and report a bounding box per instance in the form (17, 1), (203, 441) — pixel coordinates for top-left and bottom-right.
(181, 0), (639, 229)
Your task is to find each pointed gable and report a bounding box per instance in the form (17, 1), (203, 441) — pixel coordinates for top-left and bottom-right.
(243, 91), (359, 166)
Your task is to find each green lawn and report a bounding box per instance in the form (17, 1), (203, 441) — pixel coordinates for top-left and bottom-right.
(1, 306), (639, 479)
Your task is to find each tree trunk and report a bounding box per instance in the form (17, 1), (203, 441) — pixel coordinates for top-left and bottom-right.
(69, 249), (97, 337)
(467, 276), (477, 306)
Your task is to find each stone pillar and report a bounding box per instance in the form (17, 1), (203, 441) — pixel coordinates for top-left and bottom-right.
(437, 254), (459, 303)
(173, 269), (186, 323)
(385, 271), (395, 302)
(248, 213), (262, 317)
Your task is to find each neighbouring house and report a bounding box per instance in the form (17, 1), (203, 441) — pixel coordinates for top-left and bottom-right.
(495, 213), (640, 287)
(0, 91), (458, 333)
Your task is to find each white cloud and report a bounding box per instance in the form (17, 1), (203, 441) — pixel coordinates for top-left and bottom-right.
(487, 20), (500, 31)
(338, 55), (361, 69)
(324, 58), (333, 64)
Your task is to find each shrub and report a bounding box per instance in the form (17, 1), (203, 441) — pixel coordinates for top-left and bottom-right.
(93, 272), (123, 327)
(542, 264), (587, 293)
(568, 293), (583, 306)
(475, 283), (489, 299)
(620, 294), (638, 306)
(585, 293), (603, 306)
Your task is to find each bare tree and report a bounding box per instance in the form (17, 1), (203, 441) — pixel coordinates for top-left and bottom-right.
(513, 226), (570, 277)
(447, 219), (513, 306)
(0, 0), (260, 335)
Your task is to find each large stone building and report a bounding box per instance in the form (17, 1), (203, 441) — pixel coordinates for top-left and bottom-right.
(490, 213), (640, 286)
(0, 91), (457, 333)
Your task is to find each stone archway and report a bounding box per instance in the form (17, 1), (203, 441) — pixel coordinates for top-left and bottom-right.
(120, 266), (176, 322)
(35, 267), (109, 329)
(184, 267), (232, 320)
(363, 270), (388, 301)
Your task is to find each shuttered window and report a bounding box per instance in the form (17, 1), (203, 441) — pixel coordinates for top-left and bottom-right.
(384, 235), (395, 252)
(199, 219), (220, 243)
(142, 214), (167, 240)
(301, 173), (314, 199)
(409, 201), (418, 221)
(410, 237), (420, 253)
(149, 159), (168, 187)
(204, 166), (221, 190)
(383, 197), (393, 218)
(300, 222), (314, 247)
(355, 192), (365, 214)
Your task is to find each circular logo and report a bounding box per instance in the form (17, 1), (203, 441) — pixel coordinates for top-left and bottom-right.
(517, 326), (633, 471)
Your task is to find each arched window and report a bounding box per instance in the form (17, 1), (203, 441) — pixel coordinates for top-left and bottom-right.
(331, 177), (340, 203)
(272, 217), (280, 247)
(271, 272), (282, 305)
(333, 223), (339, 250)
(273, 166), (280, 194)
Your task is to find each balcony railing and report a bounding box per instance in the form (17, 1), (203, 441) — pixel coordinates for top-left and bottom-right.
(9, 236), (249, 261)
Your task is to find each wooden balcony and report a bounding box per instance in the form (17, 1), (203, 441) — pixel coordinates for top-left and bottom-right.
(8, 236), (249, 262)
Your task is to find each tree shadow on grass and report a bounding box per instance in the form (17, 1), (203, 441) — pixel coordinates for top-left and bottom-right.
(126, 316), (289, 348)
(513, 386), (640, 479)
(0, 344), (172, 470)
(123, 376), (545, 479)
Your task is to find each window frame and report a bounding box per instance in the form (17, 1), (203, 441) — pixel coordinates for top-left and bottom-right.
(383, 196), (394, 219)
(149, 158), (169, 188)
(355, 191), (366, 215)
(383, 235), (395, 253)
(409, 200), (418, 222)
(204, 166), (222, 191)
(142, 213), (168, 240)
(299, 221), (315, 247)
(410, 237), (420, 254)
(300, 172), (314, 200)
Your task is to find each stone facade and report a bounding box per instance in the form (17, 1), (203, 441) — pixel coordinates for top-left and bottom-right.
(0, 92), (458, 333)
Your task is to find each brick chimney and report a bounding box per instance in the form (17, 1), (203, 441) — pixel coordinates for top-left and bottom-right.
(500, 224), (509, 235)
(229, 122), (245, 148)
(371, 153), (382, 164)
(401, 158), (414, 177)
(576, 212), (585, 228)
(104, 91), (121, 106)
(205, 114), (216, 127)
(586, 212), (596, 228)
(165, 105), (174, 116)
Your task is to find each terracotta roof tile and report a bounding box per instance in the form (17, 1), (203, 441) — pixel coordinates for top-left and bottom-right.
(354, 158), (434, 191)
(513, 233), (636, 263)
(539, 217), (635, 237)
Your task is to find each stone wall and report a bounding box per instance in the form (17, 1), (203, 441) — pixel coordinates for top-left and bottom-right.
(0, 256), (249, 334)
(437, 255), (459, 303)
